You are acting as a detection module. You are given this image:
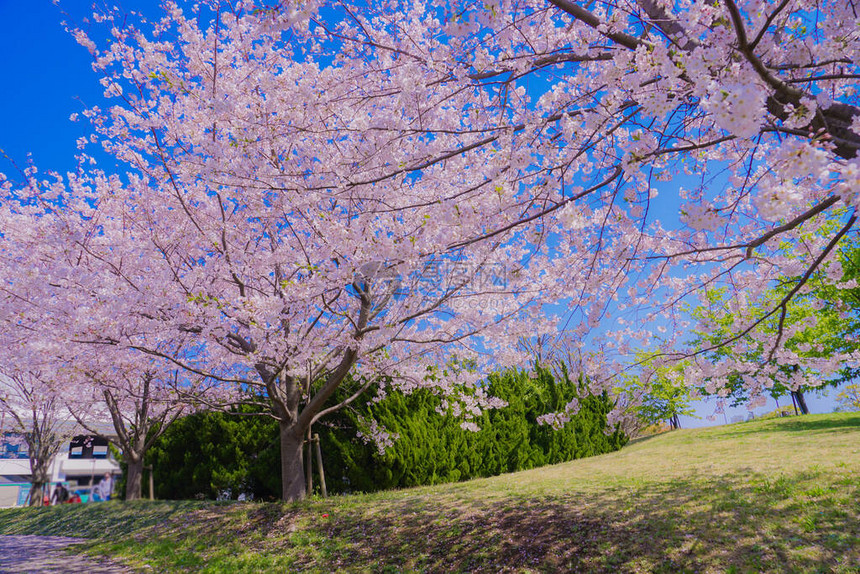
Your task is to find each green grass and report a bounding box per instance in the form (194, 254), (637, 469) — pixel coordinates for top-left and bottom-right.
(1, 412), (858, 573)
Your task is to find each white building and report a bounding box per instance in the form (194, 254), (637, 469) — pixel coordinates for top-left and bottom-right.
(0, 424), (120, 507)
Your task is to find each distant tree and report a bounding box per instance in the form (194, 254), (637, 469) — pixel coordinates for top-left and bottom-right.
(0, 372), (74, 506)
(0, 301), (78, 505)
(616, 357), (697, 430)
(688, 250), (858, 417)
(835, 384), (860, 412)
(67, 363), (208, 501)
(811, 237), (860, 386)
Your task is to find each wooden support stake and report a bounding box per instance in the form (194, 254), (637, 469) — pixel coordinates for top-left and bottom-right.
(145, 465), (155, 500)
(305, 426), (313, 496)
(305, 361), (314, 497)
(313, 434), (327, 498)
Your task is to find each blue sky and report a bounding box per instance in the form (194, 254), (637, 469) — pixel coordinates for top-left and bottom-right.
(0, 1), (159, 175)
(0, 1), (849, 426)
(0, 1), (94, 175)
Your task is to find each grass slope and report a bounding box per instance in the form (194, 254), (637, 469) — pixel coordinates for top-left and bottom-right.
(0, 412), (858, 573)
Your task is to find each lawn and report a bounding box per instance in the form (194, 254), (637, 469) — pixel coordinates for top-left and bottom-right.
(0, 412), (857, 573)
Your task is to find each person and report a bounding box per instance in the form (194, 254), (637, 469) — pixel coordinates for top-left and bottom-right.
(51, 483), (69, 505)
(95, 472), (113, 502)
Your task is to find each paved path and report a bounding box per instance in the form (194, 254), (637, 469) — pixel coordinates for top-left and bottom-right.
(0, 535), (131, 573)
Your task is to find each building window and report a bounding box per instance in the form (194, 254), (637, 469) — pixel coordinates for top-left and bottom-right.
(68, 435), (110, 459)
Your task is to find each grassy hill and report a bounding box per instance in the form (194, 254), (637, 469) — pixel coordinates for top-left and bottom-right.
(0, 412), (858, 573)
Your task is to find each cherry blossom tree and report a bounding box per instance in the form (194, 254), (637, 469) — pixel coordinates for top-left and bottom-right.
(0, 345), (78, 508)
(0, 372), (72, 506)
(3, 4), (560, 499)
(292, 0), (860, 398)
(0, 203), (82, 505)
(66, 361), (210, 501)
(5, 0), (860, 499)
(0, 177), (230, 501)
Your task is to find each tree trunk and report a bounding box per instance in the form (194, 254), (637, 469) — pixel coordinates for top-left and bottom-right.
(792, 391), (810, 415)
(279, 420), (306, 501)
(261, 348), (357, 501)
(125, 455), (144, 500)
(28, 462), (49, 506)
(28, 483), (45, 507)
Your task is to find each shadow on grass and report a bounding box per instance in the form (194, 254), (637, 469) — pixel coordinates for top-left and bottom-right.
(119, 469), (854, 574)
(710, 413), (860, 440)
(624, 432), (671, 447)
(308, 472), (857, 573)
(3, 471), (858, 574)
(762, 413), (860, 433)
(0, 500), (220, 539)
